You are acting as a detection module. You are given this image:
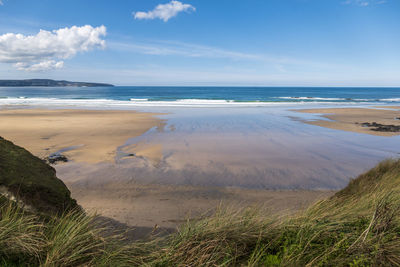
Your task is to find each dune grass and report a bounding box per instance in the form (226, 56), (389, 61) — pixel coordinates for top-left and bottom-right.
(0, 200), (137, 266)
(0, 200), (44, 266)
(1, 159), (400, 266)
(139, 159), (400, 266)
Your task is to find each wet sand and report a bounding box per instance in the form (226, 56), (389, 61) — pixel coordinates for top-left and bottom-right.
(297, 107), (400, 136)
(0, 107), (337, 231)
(0, 109), (165, 163)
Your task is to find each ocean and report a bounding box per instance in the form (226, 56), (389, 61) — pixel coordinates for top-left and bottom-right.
(1, 86), (400, 107)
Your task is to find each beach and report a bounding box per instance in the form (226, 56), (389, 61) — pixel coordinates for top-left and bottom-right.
(298, 107), (400, 136)
(71, 182), (332, 229)
(0, 109), (165, 164)
(0, 107), (334, 229)
(1, 104), (400, 230)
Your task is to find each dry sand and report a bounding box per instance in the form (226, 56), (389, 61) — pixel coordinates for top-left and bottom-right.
(68, 181), (333, 229)
(0, 109), (165, 163)
(297, 107), (400, 136)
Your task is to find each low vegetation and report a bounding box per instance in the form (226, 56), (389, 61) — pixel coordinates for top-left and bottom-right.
(0, 137), (77, 214)
(1, 137), (400, 266)
(141, 160), (400, 266)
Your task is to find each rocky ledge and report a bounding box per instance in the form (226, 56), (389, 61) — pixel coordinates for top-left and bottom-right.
(360, 122), (400, 132)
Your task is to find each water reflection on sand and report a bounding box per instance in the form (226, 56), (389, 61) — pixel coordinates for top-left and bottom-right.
(59, 106), (400, 190)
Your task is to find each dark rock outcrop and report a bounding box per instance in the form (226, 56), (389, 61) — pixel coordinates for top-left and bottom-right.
(45, 153), (69, 164)
(361, 122), (400, 132)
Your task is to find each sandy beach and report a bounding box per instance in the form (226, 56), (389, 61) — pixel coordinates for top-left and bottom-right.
(0, 107), (336, 231)
(0, 109), (165, 163)
(297, 106), (400, 136)
(1, 106), (399, 231)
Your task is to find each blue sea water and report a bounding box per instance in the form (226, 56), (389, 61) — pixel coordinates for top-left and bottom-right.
(0, 86), (400, 107)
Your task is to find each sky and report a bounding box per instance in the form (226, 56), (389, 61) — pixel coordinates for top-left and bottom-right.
(0, 0), (399, 86)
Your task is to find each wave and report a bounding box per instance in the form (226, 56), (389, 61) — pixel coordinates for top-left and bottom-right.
(379, 98), (400, 102)
(130, 98), (149, 101)
(130, 98), (236, 104)
(0, 97), (396, 108)
(277, 96), (350, 101)
(0, 97), (365, 107)
(276, 96), (400, 102)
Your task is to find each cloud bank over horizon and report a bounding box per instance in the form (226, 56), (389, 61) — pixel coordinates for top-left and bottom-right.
(0, 25), (106, 71)
(133, 1), (195, 22)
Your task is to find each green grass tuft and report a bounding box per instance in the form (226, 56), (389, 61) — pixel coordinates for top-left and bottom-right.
(0, 200), (44, 265)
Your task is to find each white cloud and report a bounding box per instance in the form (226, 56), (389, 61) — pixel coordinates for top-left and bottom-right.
(133, 1), (195, 22)
(0, 25), (106, 71)
(343, 0), (387, 6)
(109, 40), (336, 69)
(0, 1), (3, 6)
(14, 60), (64, 72)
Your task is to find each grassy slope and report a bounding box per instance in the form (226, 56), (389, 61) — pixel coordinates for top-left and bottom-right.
(145, 159), (400, 266)
(1, 156), (400, 266)
(0, 137), (77, 214)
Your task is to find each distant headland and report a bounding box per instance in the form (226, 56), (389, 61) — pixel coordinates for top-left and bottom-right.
(0, 79), (114, 87)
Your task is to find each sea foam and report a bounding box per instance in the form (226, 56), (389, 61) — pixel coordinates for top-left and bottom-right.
(0, 97), (363, 108)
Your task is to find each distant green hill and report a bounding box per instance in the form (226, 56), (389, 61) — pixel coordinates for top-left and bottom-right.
(0, 137), (77, 214)
(0, 79), (113, 87)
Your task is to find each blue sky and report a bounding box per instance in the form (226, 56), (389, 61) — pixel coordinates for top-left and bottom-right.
(0, 0), (399, 86)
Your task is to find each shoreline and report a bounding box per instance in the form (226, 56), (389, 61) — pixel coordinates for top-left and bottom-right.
(2, 96), (400, 109)
(296, 106), (400, 136)
(0, 108), (166, 163)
